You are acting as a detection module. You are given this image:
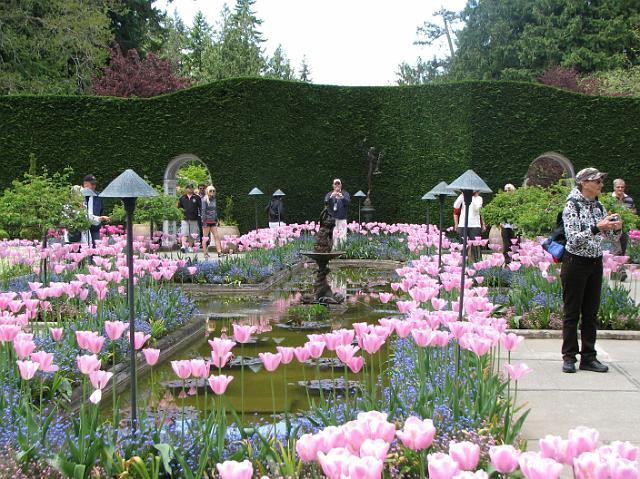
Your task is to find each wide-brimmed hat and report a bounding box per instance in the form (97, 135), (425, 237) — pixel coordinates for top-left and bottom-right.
(575, 167), (607, 183)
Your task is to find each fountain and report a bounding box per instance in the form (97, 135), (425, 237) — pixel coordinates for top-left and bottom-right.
(301, 208), (345, 304)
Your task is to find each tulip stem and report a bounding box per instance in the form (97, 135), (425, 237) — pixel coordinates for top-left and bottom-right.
(240, 343), (245, 423)
(112, 342), (118, 440)
(269, 374), (276, 437)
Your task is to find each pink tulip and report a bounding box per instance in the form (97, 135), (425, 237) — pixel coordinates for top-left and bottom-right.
(394, 320), (413, 338)
(360, 438), (391, 461)
(489, 445), (520, 473)
(216, 459), (252, 479)
(305, 341), (325, 359)
(318, 448), (352, 479)
(187, 267), (197, 275)
(296, 433), (319, 461)
(259, 352), (282, 372)
(50, 327), (63, 342)
(293, 346), (311, 363)
(104, 321), (128, 341)
(134, 331), (151, 350)
(208, 374), (234, 395)
(211, 351), (233, 368)
(89, 389), (103, 404)
(89, 369), (113, 389)
(209, 337), (236, 357)
(75, 330), (94, 349)
(539, 435), (572, 464)
(568, 426), (600, 458)
(449, 441), (481, 471)
(30, 351), (59, 373)
(427, 452), (460, 479)
(336, 345), (360, 363)
(0, 324), (21, 342)
(276, 346), (295, 364)
(190, 359), (209, 378)
(346, 455), (384, 479)
(77, 354), (102, 375)
(500, 332), (524, 351)
(503, 363), (533, 381)
(609, 441), (639, 461)
(142, 348), (160, 366)
(171, 360), (192, 379)
(521, 455), (563, 479)
(13, 339), (36, 359)
(347, 356), (364, 373)
(396, 416), (436, 451)
(85, 334), (105, 354)
(378, 292), (393, 304)
(610, 458), (639, 479)
(16, 360), (39, 380)
(232, 324), (256, 344)
(361, 333), (385, 354)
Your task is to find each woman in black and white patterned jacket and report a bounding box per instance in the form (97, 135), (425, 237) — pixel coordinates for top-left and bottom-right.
(560, 168), (622, 374)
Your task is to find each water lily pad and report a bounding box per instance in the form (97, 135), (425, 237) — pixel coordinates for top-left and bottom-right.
(304, 357), (346, 370)
(297, 378), (361, 394)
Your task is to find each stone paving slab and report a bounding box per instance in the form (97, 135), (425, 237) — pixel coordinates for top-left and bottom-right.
(513, 338), (640, 459)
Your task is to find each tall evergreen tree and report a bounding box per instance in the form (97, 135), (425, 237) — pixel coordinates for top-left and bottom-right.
(451, 0), (640, 80)
(298, 55), (312, 83)
(202, 0), (266, 80)
(107, 0), (168, 56)
(0, 0), (112, 95)
(265, 45), (296, 80)
(185, 11), (213, 76)
(159, 11), (189, 74)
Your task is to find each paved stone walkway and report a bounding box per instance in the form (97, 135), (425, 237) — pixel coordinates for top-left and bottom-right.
(505, 338), (640, 451)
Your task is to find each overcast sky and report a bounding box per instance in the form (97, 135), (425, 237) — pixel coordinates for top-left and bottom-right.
(157, 0), (468, 86)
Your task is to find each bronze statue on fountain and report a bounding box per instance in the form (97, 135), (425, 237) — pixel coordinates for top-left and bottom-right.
(301, 208), (345, 304)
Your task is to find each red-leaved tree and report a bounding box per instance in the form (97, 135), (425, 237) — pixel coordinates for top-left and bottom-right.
(93, 45), (191, 97)
(538, 65), (600, 95)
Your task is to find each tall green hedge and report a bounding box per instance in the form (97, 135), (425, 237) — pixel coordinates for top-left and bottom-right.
(1, 79), (639, 232)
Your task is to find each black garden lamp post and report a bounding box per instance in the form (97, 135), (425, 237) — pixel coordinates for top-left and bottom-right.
(248, 187), (264, 231)
(100, 169), (158, 433)
(354, 190), (366, 225)
(426, 182), (457, 276)
(421, 192), (435, 226)
(272, 189), (285, 226)
(447, 170), (492, 322)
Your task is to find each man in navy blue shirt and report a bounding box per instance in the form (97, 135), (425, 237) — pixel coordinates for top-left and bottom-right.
(324, 178), (350, 249)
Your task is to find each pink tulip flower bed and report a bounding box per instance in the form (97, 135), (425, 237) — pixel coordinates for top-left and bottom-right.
(0, 224), (638, 477)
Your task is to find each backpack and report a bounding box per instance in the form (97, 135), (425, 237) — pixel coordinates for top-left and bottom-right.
(542, 198), (603, 262)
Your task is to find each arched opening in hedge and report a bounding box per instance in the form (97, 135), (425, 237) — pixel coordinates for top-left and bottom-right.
(525, 151), (575, 187)
(163, 153), (212, 243)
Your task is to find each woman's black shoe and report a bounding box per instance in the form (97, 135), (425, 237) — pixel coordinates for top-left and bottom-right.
(562, 360), (576, 373)
(579, 359), (609, 373)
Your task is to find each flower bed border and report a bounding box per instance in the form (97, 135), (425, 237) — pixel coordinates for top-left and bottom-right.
(508, 329), (640, 340)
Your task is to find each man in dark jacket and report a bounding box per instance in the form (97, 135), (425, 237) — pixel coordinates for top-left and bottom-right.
(82, 174), (109, 246)
(178, 184), (202, 252)
(324, 178), (350, 249)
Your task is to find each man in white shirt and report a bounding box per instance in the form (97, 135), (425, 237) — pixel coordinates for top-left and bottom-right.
(453, 191), (483, 262)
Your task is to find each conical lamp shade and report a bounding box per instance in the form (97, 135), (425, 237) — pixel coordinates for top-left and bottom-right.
(272, 189), (286, 197)
(248, 187), (264, 196)
(100, 169), (158, 198)
(421, 192), (435, 200)
(448, 170), (492, 193)
(427, 181), (457, 197)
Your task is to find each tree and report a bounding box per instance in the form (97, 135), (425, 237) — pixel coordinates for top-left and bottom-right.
(415, 8), (458, 59)
(0, 166), (90, 241)
(200, 0), (266, 81)
(0, 0), (112, 95)
(93, 44), (190, 97)
(396, 56), (448, 85)
(538, 65), (600, 95)
(298, 55), (312, 83)
(110, 183), (182, 237)
(185, 10), (213, 76)
(265, 45), (296, 80)
(451, 0), (640, 80)
(107, 0), (168, 56)
(158, 11), (190, 74)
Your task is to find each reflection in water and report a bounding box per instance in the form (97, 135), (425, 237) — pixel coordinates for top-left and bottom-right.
(119, 267), (398, 422)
